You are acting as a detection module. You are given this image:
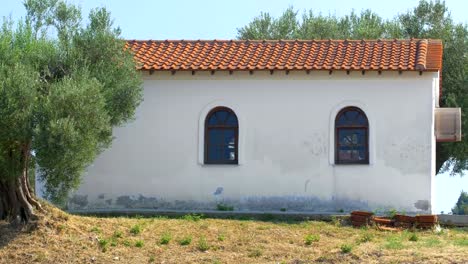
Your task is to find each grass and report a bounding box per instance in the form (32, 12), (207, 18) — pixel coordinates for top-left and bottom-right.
(160, 232), (172, 245)
(0, 203), (467, 263)
(178, 235), (192, 246)
(197, 236), (210, 251)
(304, 234), (320, 245)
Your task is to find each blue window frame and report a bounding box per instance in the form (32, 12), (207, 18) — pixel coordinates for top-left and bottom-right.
(204, 107), (238, 164)
(335, 107), (369, 164)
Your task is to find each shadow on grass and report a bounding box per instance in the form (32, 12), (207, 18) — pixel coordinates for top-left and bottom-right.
(0, 220), (38, 249)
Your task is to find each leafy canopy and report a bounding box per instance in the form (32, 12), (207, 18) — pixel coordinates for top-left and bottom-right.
(452, 190), (468, 215)
(0, 0), (142, 203)
(238, 0), (467, 176)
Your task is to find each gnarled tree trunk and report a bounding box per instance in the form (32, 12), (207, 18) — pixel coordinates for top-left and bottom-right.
(0, 144), (43, 224)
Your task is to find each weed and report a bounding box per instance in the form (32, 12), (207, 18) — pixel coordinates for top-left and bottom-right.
(182, 214), (203, 221)
(98, 238), (108, 252)
(130, 224), (142, 235)
(304, 234), (320, 245)
(198, 236), (210, 251)
(248, 248), (263, 258)
(409, 233), (419, 242)
(216, 203), (234, 211)
(424, 237), (441, 247)
(386, 208), (398, 218)
(359, 233), (373, 243)
(340, 244), (353, 253)
(149, 255), (156, 263)
(179, 236), (192, 246)
(90, 226), (101, 233)
(454, 238), (468, 246)
(113, 230), (123, 239)
(385, 236), (404, 250)
(160, 232), (172, 245)
(217, 233), (226, 241)
(135, 240), (144, 248)
(330, 216), (341, 226)
(123, 240), (131, 247)
(110, 240), (117, 247)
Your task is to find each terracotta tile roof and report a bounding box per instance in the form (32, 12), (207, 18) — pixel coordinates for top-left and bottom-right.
(125, 39), (443, 72)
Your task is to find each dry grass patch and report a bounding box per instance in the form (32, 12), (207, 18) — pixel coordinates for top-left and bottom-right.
(0, 204), (467, 263)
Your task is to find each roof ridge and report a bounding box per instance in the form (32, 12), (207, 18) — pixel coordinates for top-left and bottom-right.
(126, 38), (435, 43)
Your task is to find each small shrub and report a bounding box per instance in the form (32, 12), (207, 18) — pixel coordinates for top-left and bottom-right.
(179, 236), (193, 246)
(217, 233), (226, 241)
(160, 232), (172, 245)
(386, 208), (398, 218)
(409, 233), (419, 242)
(98, 238), (108, 252)
(182, 214), (203, 221)
(135, 240), (144, 248)
(217, 203), (234, 211)
(90, 226), (101, 233)
(304, 234), (320, 245)
(248, 248), (263, 258)
(130, 224), (142, 235)
(340, 244), (353, 253)
(359, 233), (373, 243)
(197, 236), (210, 251)
(113, 230), (123, 239)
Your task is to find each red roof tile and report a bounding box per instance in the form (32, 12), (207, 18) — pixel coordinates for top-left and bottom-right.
(125, 39), (443, 72)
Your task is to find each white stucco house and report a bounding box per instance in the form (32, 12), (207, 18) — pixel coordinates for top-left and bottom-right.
(62, 39), (462, 214)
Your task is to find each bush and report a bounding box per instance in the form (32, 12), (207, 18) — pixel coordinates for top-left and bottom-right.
(304, 234), (320, 245)
(217, 203), (234, 211)
(160, 232), (172, 245)
(130, 224), (142, 235)
(409, 233), (419, 242)
(197, 236), (210, 251)
(340, 244), (353, 253)
(135, 240), (144, 248)
(179, 236), (192, 246)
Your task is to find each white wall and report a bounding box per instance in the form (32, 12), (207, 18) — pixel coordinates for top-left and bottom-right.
(68, 70), (438, 214)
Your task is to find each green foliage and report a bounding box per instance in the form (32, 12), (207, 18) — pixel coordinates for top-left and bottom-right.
(359, 233), (373, 243)
(197, 236), (209, 251)
(178, 235), (192, 246)
(216, 203), (234, 211)
(452, 191), (468, 215)
(409, 233), (419, 242)
(340, 243), (353, 253)
(160, 232), (172, 245)
(385, 236), (404, 250)
(0, 0), (142, 205)
(304, 234), (320, 245)
(182, 214), (203, 221)
(113, 230), (123, 239)
(217, 233), (226, 241)
(98, 238), (108, 252)
(129, 224), (142, 235)
(238, 0), (468, 176)
(134, 240), (144, 248)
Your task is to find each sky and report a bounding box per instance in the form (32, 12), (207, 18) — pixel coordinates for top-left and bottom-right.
(2, 0), (467, 213)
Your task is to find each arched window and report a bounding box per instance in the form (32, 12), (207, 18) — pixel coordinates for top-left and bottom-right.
(204, 107), (239, 164)
(335, 107), (369, 164)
